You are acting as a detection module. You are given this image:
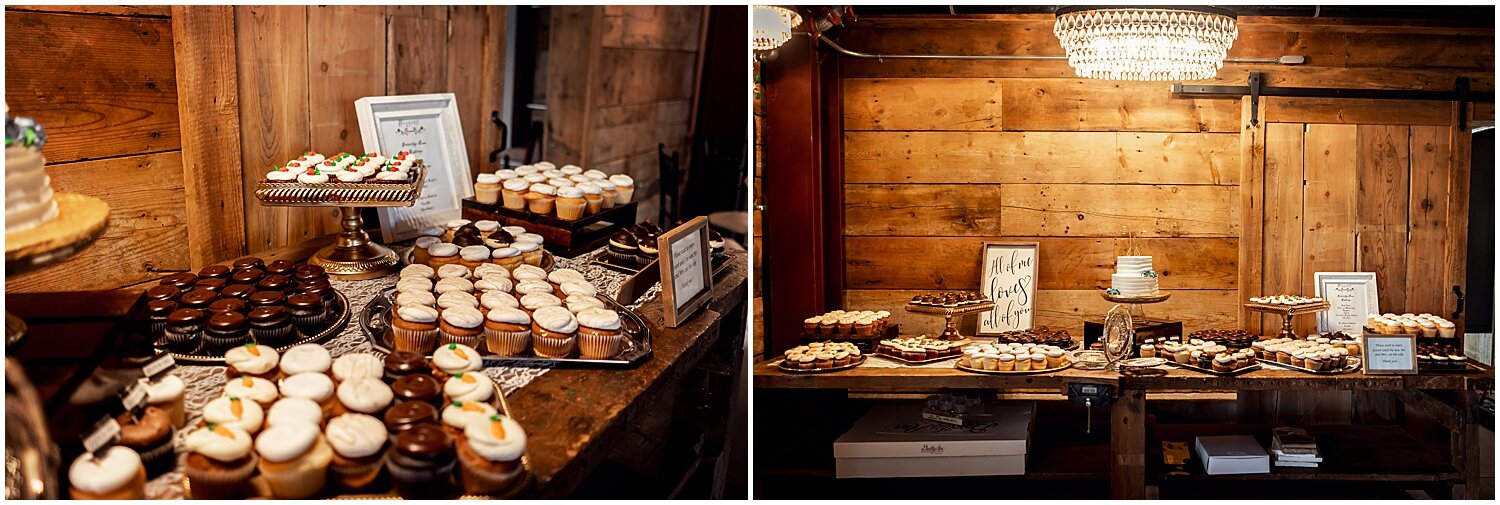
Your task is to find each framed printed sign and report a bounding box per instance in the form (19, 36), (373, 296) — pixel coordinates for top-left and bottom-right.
(355, 93), (473, 242)
(658, 216), (714, 327)
(1363, 334), (1417, 374)
(978, 242), (1038, 335)
(1313, 272), (1379, 334)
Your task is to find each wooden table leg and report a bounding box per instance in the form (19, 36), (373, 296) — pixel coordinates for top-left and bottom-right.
(1112, 388), (1147, 499)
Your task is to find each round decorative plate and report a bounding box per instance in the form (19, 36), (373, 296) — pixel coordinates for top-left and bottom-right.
(1101, 291), (1172, 304)
(165, 290), (352, 365)
(777, 355), (867, 373)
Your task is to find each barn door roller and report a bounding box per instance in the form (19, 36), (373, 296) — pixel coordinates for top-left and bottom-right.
(1172, 72), (1494, 128)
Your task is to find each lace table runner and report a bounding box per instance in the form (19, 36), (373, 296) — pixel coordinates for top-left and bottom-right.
(145, 248), (654, 498)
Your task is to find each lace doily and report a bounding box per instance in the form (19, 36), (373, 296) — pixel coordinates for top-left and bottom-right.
(145, 249), (650, 498)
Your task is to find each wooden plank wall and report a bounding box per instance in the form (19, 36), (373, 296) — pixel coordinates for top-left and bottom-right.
(752, 59), (765, 356)
(546, 6), (706, 222)
(6, 7), (191, 292)
(236, 5), (508, 253)
(834, 15), (1491, 339)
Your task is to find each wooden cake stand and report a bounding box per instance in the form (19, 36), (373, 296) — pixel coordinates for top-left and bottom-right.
(5, 192), (111, 350)
(905, 301), (996, 341)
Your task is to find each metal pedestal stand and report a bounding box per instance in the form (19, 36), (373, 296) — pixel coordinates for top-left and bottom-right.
(253, 164), (428, 280)
(904, 301), (996, 341)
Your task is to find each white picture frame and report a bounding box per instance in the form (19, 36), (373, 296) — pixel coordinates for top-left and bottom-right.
(1313, 272), (1379, 334)
(978, 242), (1038, 335)
(355, 93), (473, 242)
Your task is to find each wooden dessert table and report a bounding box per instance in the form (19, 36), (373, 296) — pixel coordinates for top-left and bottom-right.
(9, 233), (750, 499)
(754, 352), (1493, 499)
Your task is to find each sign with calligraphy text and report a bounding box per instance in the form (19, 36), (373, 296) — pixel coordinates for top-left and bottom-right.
(1314, 272), (1380, 334)
(355, 93), (473, 242)
(978, 242), (1038, 335)
(658, 216), (714, 327)
(1363, 334), (1417, 374)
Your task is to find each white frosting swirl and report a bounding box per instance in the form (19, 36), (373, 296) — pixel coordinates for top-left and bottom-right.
(441, 306), (485, 329)
(529, 183), (556, 195)
(185, 424), (253, 462)
(486, 306), (531, 325)
(435, 277), (475, 295)
(517, 233), (545, 244)
(223, 376), (278, 405)
(475, 277), (513, 293)
(266, 397), (323, 427)
(515, 280), (554, 295)
(437, 291), (480, 310)
(433, 343), (483, 374)
(69, 446), (143, 493)
(460, 245), (492, 262)
(481, 290), (521, 310)
(396, 277), (433, 294)
(203, 396), (264, 433)
(441, 401), (497, 431)
(397, 305), (440, 324)
(548, 178), (575, 188)
(477, 173), (501, 184)
(444, 373), (495, 403)
(141, 374), (184, 403)
(473, 263), (509, 280)
(596, 180), (616, 190)
(561, 164), (583, 175)
(495, 169), (518, 180)
(609, 174), (635, 186)
(279, 344), (332, 375)
(491, 247), (520, 259)
(332, 353), (384, 382)
(557, 186), (585, 198)
(400, 263), (436, 279)
(560, 281), (597, 298)
(395, 290), (437, 308)
(567, 296), (607, 313)
(579, 182), (602, 195)
(524, 174), (547, 183)
(512, 265), (547, 281)
(280, 372), (334, 402)
(513, 241), (540, 253)
(335, 377), (393, 414)
(576, 308), (622, 331)
(502, 226), (527, 235)
(520, 292), (563, 310)
(224, 344), (279, 375)
(427, 243), (460, 257)
(474, 220), (499, 232)
(254, 422), (320, 463)
(436, 263), (472, 280)
(464, 415), (527, 462)
(446, 219), (472, 229)
(324, 413), (387, 458)
(533, 306), (579, 333)
(502, 178), (529, 191)
(534, 161), (556, 170)
(584, 169), (608, 180)
(548, 268), (586, 284)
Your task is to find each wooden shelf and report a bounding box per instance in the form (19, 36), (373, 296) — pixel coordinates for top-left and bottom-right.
(1150, 424), (1460, 483)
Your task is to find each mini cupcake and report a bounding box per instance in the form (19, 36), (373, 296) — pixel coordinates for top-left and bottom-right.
(475, 277), (513, 294)
(458, 245), (491, 270)
(474, 263), (510, 280)
(435, 276), (475, 295)
(336, 376), (395, 416)
(202, 396), (265, 435)
(576, 308), (624, 359)
(325, 413), (389, 492)
(68, 446), (146, 499)
(457, 415), (527, 494)
(116, 406), (176, 477)
(514, 240), (544, 267)
(141, 373), (187, 428)
(255, 422), (334, 499)
(438, 291), (481, 311)
(524, 183), (557, 214)
(401, 263), (437, 281)
(444, 372), (496, 405)
(432, 343), (483, 381)
(475, 173), (503, 204)
(384, 401), (439, 437)
(555, 186), (586, 220)
(183, 424), (258, 499)
(265, 397), (324, 428)
(386, 424), (456, 499)
(501, 178), (530, 210)
(164, 308), (208, 354)
(441, 400), (499, 440)
(490, 247), (523, 270)
(286, 293), (327, 335)
(579, 182), (604, 215)
(481, 290), (521, 311)
(531, 306), (579, 358)
(427, 243), (461, 268)
(391, 374), (443, 406)
(439, 306), (487, 350)
(281, 372), (341, 418)
(280, 343), (333, 376)
(393, 305), (441, 354)
(485, 307), (533, 357)
(247, 306), (296, 347)
(383, 351), (429, 383)
(224, 375), (279, 410)
(609, 174), (635, 203)
(396, 290), (438, 309)
(436, 263), (472, 281)
(224, 343), (280, 380)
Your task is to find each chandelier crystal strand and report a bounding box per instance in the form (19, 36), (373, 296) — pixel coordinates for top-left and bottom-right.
(1055, 7), (1238, 81)
(752, 6), (802, 51)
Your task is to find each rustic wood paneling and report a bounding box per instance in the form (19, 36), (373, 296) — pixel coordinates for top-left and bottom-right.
(387, 6), (447, 95)
(844, 237), (1239, 290)
(594, 49), (698, 108)
(7, 152), (190, 292)
(999, 79), (1240, 133)
(1265, 97), (1452, 126)
(845, 288), (1239, 336)
(546, 6), (603, 165)
(235, 5), (323, 254)
(308, 5), (386, 157)
(844, 131), (1239, 185)
(1298, 124), (1358, 335)
(477, 6), (509, 175)
(590, 100), (692, 163)
(1356, 124), (1412, 312)
(8, 5), (172, 17)
(1407, 126), (1452, 312)
(1000, 184), (1239, 237)
(1239, 97), (1267, 334)
(602, 5), (702, 51)
(1262, 123), (1304, 329)
(5, 10), (180, 164)
(843, 78), (1002, 131)
(1442, 111), (1473, 318)
(844, 184), (1004, 236)
(172, 5), (246, 267)
(447, 5), (487, 178)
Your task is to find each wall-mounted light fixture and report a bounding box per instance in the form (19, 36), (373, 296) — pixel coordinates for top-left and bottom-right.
(753, 5), (802, 61)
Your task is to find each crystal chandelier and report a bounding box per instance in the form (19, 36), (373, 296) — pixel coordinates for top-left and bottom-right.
(1054, 6), (1238, 81)
(752, 6), (801, 51)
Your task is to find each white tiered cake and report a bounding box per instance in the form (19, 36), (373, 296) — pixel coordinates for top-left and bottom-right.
(1110, 255), (1159, 296)
(5, 117), (58, 233)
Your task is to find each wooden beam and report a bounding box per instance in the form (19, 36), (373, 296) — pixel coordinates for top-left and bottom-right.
(1239, 97), (1267, 333)
(235, 5), (313, 254)
(477, 6), (509, 172)
(1111, 388), (1147, 499)
(172, 5), (246, 267)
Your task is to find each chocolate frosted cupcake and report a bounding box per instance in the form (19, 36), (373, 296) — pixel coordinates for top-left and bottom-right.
(204, 312), (251, 355)
(294, 264), (328, 284)
(208, 297), (248, 315)
(159, 272), (198, 290)
(116, 406), (176, 477)
(258, 274), (294, 294)
(384, 401), (438, 437)
(164, 308), (207, 354)
(182, 424), (258, 499)
(178, 289), (218, 311)
(392, 373), (442, 406)
(384, 352), (429, 383)
(221, 284), (256, 300)
(264, 259), (297, 277)
(231, 268), (265, 286)
(287, 292), (328, 334)
(232, 257), (265, 272)
(386, 424), (456, 499)
(144, 300), (178, 338)
(249, 290), (286, 308)
(194, 277), (228, 293)
(606, 231), (638, 264)
(198, 264), (231, 280)
(145, 284), (181, 303)
(247, 305), (296, 347)
(299, 280), (336, 313)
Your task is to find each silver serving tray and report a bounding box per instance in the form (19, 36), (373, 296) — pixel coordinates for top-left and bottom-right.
(164, 290), (352, 366)
(360, 288), (652, 367)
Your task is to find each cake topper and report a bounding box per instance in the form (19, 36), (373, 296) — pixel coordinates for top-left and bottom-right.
(5, 116), (47, 148)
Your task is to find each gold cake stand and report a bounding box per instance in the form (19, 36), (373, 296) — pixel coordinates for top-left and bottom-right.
(904, 301), (996, 341)
(254, 163), (427, 280)
(1245, 300), (1331, 340)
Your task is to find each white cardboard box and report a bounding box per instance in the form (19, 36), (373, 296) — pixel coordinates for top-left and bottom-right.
(1194, 435), (1271, 475)
(833, 401), (1033, 478)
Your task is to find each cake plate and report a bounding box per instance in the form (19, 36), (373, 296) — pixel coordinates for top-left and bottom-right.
(1245, 300), (1331, 340)
(904, 301), (996, 341)
(253, 163), (427, 280)
(1100, 289), (1171, 319)
(5, 192), (111, 350)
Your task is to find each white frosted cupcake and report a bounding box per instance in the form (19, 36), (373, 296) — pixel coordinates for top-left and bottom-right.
(224, 375), (279, 410)
(531, 306), (579, 358)
(513, 264), (548, 282)
(583, 169), (608, 180)
(400, 263), (436, 281)
(608, 174), (634, 203)
(501, 178), (530, 210)
(439, 306), (487, 350)
(203, 395), (265, 434)
(437, 263), (472, 280)
(435, 277), (475, 295)
(596, 179), (618, 208)
(484, 307), (532, 357)
(561, 164), (583, 176)
(520, 292), (563, 311)
(266, 397), (324, 428)
(324, 413), (388, 492)
(441, 400), (498, 440)
(459, 245), (492, 269)
(142, 374), (188, 428)
(255, 422), (333, 499)
(224, 343), (280, 381)
(515, 280), (554, 296)
(280, 372), (340, 417)
(427, 243), (461, 268)
(432, 343), (483, 380)
(395, 277), (433, 296)
(578, 182), (604, 214)
(559, 281), (597, 299)
(514, 241), (544, 267)
(395, 290), (437, 309)
(335, 377), (394, 416)
(491, 246), (523, 270)
(556, 186), (586, 220)
(548, 268), (586, 285)
(332, 353), (384, 383)
(68, 446), (146, 499)
(475, 277), (513, 293)
(576, 308), (624, 359)
(473, 263), (510, 281)
(525, 183), (557, 214)
(392, 305), (441, 354)
(566, 295), (607, 314)
(444, 372), (496, 405)
(280, 344), (332, 377)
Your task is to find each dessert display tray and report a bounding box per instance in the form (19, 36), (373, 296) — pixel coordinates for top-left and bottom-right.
(904, 301), (996, 316)
(254, 164), (428, 207)
(1257, 358), (1363, 375)
(872, 351), (961, 365)
(179, 376), (531, 500)
(1164, 360), (1262, 376)
(776, 355), (867, 374)
(156, 290), (352, 366)
(361, 288), (652, 367)
(1243, 300), (1331, 316)
(800, 325), (901, 343)
(462, 199), (637, 257)
(400, 247), (556, 273)
(1101, 291), (1172, 304)
(954, 358), (1074, 375)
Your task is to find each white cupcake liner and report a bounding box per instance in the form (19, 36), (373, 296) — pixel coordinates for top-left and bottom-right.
(392, 326), (440, 354)
(533, 332), (577, 358)
(440, 329), (484, 351)
(578, 330), (623, 359)
(484, 328), (533, 357)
